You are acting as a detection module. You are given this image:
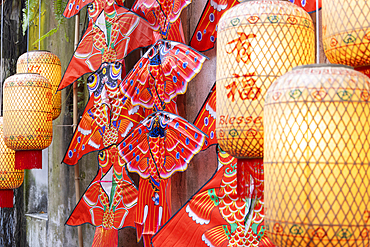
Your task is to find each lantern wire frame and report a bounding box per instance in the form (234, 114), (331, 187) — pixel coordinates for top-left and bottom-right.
(264, 64), (370, 246)
(215, 0), (316, 159)
(322, 0), (370, 67)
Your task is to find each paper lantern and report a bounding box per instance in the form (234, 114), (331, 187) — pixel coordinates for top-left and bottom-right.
(322, 0), (370, 68)
(264, 64), (370, 246)
(0, 117), (24, 208)
(215, 0), (315, 196)
(3, 73), (53, 169)
(17, 51), (62, 120)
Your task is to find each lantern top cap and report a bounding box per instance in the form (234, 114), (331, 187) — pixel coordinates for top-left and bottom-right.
(23, 50), (52, 53)
(293, 64), (353, 70)
(15, 72), (43, 75)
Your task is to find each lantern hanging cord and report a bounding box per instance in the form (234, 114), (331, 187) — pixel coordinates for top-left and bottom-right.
(316, 0), (319, 63)
(27, 0), (29, 71)
(39, 0), (41, 49)
(1, 0), (3, 107)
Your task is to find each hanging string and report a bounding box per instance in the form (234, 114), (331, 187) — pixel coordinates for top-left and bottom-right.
(1, 0), (3, 115)
(27, 0), (29, 71)
(39, 0), (41, 49)
(316, 0), (320, 63)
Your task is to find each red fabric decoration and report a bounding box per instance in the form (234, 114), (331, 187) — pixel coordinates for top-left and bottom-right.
(15, 150), (42, 170)
(0, 190), (14, 208)
(120, 40), (207, 111)
(237, 158), (264, 199)
(58, 4), (154, 90)
(91, 227), (118, 247)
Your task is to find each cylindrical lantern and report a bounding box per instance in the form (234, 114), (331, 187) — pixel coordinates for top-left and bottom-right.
(0, 117), (24, 208)
(215, 0), (315, 197)
(3, 73), (53, 169)
(264, 64), (370, 246)
(17, 51), (62, 120)
(322, 0), (370, 68)
(216, 0), (315, 158)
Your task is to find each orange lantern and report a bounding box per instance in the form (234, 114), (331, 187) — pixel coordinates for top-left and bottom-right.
(322, 0), (370, 68)
(215, 0), (315, 196)
(17, 51), (62, 120)
(264, 64), (370, 246)
(3, 73), (53, 169)
(0, 117), (24, 208)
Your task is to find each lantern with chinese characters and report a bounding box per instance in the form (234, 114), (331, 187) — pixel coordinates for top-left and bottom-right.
(264, 64), (370, 246)
(3, 73), (53, 169)
(17, 51), (62, 120)
(0, 117), (24, 208)
(216, 0), (315, 196)
(322, 0), (370, 69)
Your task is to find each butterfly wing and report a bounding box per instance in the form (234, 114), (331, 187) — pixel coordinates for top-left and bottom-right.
(63, 0), (95, 18)
(160, 111), (207, 179)
(160, 41), (208, 104)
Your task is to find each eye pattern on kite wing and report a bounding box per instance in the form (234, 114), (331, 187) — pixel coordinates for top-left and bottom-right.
(63, 62), (145, 166)
(63, 0), (125, 19)
(189, 0), (240, 52)
(193, 82), (217, 151)
(132, 0), (190, 40)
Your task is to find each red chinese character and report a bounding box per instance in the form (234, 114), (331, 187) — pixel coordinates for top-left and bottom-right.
(225, 80), (238, 102)
(225, 73), (260, 102)
(226, 32), (257, 63)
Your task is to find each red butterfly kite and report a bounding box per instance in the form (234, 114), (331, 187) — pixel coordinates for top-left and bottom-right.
(58, 4), (154, 90)
(66, 146), (138, 247)
(117, 111), (208, 246)
(120, 39), (207, 111)
(63, 62), (145, 166)
(132, 0), (190, 42)
(152, 147), (275, 247)
(190, 0), (322, 52)
(193, 83), (217, 151)
(63, 0), (124, 21)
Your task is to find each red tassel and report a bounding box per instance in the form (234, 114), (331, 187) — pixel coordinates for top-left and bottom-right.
(15, 150), (42, 169)
(0, 190), (14, 208)
(237, 158), (263, 198)
(92, 227), (118, 247)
